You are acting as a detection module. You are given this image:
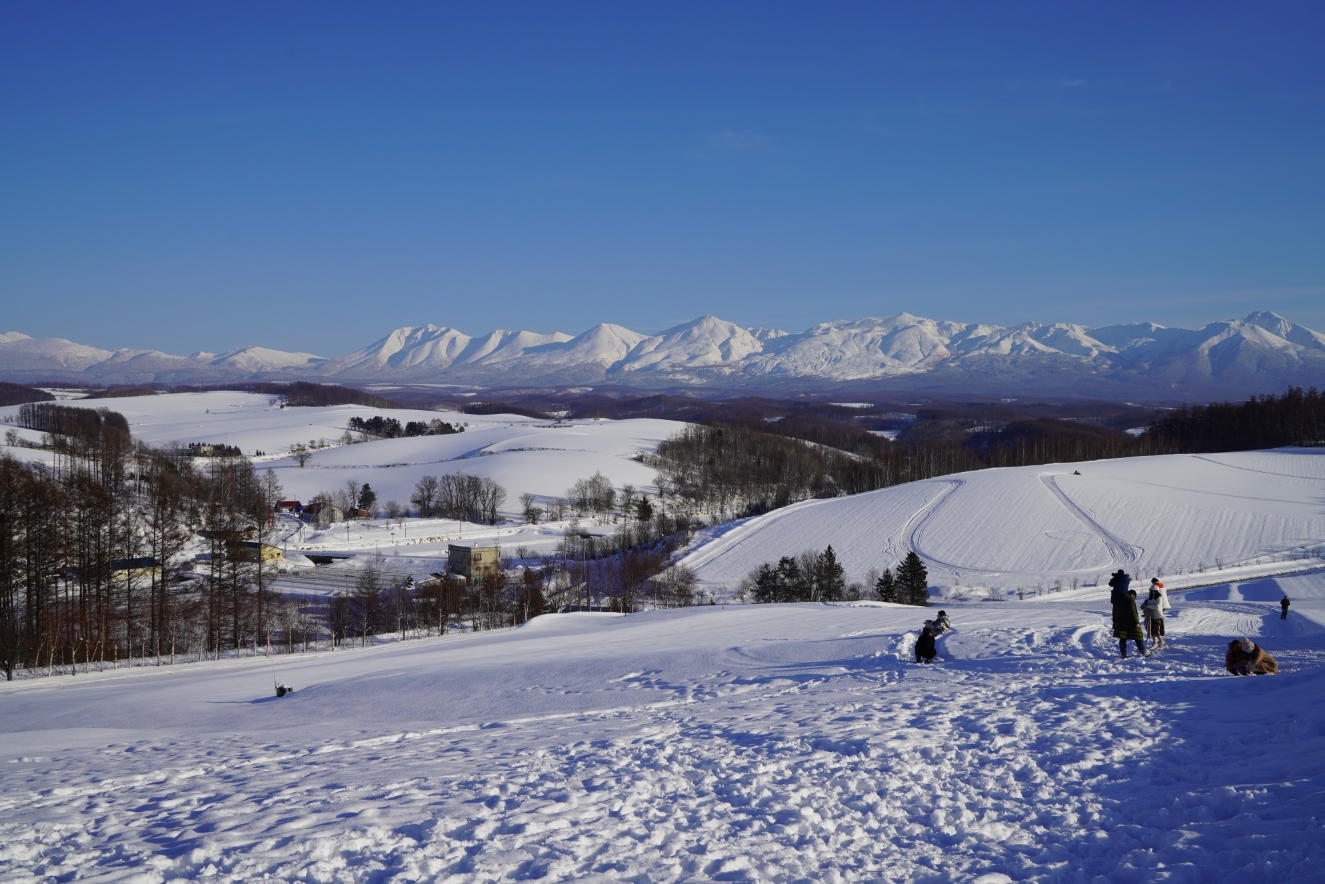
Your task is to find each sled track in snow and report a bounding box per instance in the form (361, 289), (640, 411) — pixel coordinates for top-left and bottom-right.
(1191, 454), (1325, 487)
(1039, 473), (1141, 568)
(901, 479), (1014, 576)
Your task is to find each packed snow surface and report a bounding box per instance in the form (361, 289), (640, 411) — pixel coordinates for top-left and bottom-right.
(4, 573), (1325, 882)
(683, 449), (1325, 597)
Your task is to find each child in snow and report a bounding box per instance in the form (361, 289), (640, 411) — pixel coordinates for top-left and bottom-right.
(932, 611), (951, 635)
(1242, 638), (1278, 675)
(915, 626), (937, 664)
(1226, 638), (1278, 675)
(1148, 577), (1170, 614)
(1141, 588), (1166, 649)
(1225, 640), (1248, 675)
(1113, 588), (1147, 658)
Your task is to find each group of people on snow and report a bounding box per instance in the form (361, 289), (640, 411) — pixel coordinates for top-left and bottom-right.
(914, 569), (1288, 673)
(1106, 567), (1287, 674)
(914, 611), (950, 663)
(1108, 570), (1169, 657)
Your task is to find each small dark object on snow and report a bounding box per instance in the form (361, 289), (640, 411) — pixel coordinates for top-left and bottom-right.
(1073, 470), (1080, 475)
(1281, 596), (1290, 620)
(275, 684), (293, 697)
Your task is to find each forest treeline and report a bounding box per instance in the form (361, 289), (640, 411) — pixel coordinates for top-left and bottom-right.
(1148, 387), (1325, 452)
(0, 419), (293, 680)
(16, 402), (131, 444)
(0, 382), (54, 408)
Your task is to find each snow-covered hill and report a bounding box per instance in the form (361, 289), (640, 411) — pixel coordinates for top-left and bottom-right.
(3, 579), (1325, 881)
(2, 311), (1323, 396)
(682, 448), (1325, 598)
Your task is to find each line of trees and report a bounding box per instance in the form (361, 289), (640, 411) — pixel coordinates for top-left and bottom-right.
(0, 382), (54, 408)
(873, 553), (929, 606)
(348, 416), (462, 439)
(0, 420), (289, 680)
(410, 473), (506, 524)
(741, 548), (930, 607)
(1148, 386), (1325, 452)
(16, 402), (130, 444)
(746, 546), (847, 603)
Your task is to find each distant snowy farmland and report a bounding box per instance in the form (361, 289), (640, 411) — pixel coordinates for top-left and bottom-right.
(0, 391), (679, 512)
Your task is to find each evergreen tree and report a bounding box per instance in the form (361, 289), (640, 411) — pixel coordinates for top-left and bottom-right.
(874, 567), (898, 604)
(752, 562), (780, 604)
(358, 483), (377, 514)
(815, 546), (846, 601)
(896, 551), (929, 606)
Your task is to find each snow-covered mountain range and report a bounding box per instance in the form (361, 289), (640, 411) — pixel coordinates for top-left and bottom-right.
(3, 311), (1323, 398)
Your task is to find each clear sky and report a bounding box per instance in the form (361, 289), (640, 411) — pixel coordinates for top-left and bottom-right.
(2, 1), (1322, 356)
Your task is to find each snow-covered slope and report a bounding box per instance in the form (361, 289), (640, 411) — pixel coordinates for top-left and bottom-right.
(4, 581), (1325, 881)
(683, 448), (1325, 597)
(207, 346), (327, 371)
(0, 333), (115, 372)
(3, 311), (1322, 396)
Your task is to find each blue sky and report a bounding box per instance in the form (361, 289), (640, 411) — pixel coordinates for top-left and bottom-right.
(2, 1), (1322, 355)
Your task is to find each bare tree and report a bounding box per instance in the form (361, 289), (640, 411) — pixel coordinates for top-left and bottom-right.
(411, 475), (439, 518)
(520, 492), (543, 524)
(291, 444), (312, 467)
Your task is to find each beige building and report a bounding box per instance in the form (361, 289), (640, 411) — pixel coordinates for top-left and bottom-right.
(233, 541), (284, 563)
(448, 543), (501, 583)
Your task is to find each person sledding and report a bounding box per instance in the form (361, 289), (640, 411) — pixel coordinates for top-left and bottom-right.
(932, 610), (952, 635)
(915, 626), (937, 664)
(1113, 587), (1147, 658)
(1226, 638), (1277, 675)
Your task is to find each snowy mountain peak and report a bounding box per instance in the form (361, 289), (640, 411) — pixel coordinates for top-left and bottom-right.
(620, 316), (764, 373)
(2, 311), (1322, 397)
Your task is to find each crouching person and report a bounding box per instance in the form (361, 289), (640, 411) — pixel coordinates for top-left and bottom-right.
(915, 626), (937, 664)
(1242, 638), (1278, 675)
(1226, 640), (1249, 675)
(1226, 638), (1278, 675)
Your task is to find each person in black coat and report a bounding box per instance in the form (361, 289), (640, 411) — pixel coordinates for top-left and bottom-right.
(1108, 570), (1131, 604)
(1281, 596), (1291, 620)
(915, 626), (937, 663)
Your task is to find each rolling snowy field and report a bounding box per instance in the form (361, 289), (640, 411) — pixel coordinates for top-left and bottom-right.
(3, 573), (1325, 883)
(683, 449), (1325, 598)
(0, 390), (677, 515)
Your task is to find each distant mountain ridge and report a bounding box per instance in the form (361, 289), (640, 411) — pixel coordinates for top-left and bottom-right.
(2, 311), (1323, 399)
